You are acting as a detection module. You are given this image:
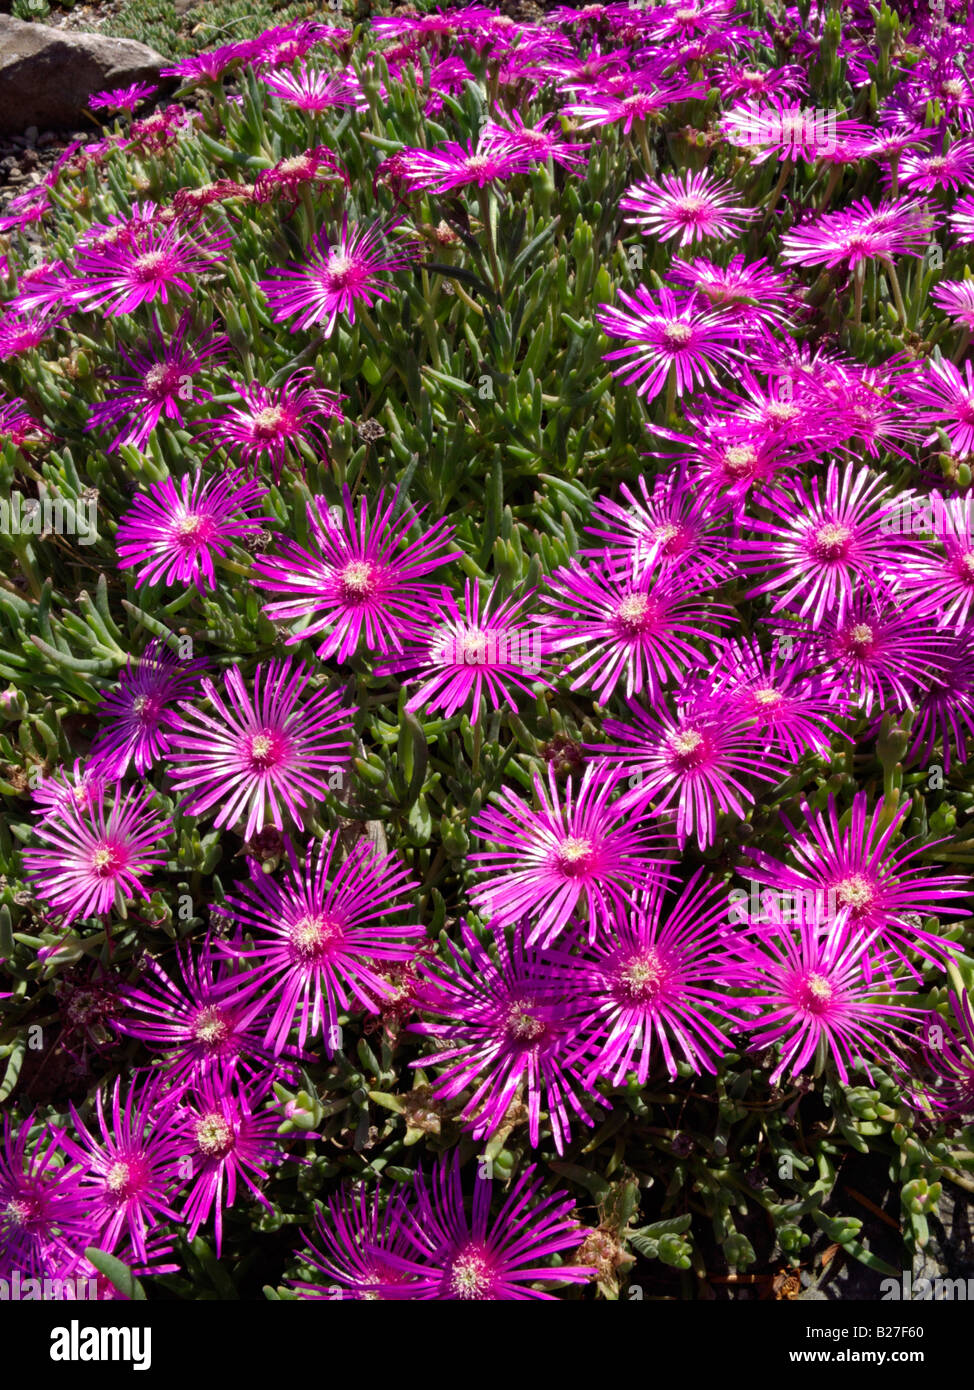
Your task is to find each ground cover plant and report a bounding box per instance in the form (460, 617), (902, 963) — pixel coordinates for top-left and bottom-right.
(1, 0), (974, 1303)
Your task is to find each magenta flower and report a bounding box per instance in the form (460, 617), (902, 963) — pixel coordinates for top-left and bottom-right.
(596, 286), (741, 401)
(259, 216), (419, 337)
(115, 469), (270, 591)
(0, 394), (52, 449)
(907, 629), (974, 774)
(409, 920), (604, 1153)
(595, 695), (790, 851)
(88, 639), (208, 778)
(392, 132), (535, 194)
(537, 553), (729, 703)
(902, 357), (974, 458)
(734, 462), (911, 628)
(721, 98), (870, 165)
(468, 763), (670, 947)
(699, 635), (848, 759)
(30, 759), (105, 823)
(379, 580), (550, 720)
(289, 1184), (421, 1300)
(896, 494), (974, 631)
(0, 1116), (92, 1282)
(744, 792), (971, 975)
(780, 589), (948, 718)
(949, 194), (974, 242)
(0, 310), (60, 361)
(365, 1156), (596, 1300)
(931, 278), (974, 330)
(252, 147), (349, 204)
(551, 872), (747, 1085)
(89, 82), (158, 113)
(563, 77), (706, 133)
(480, 111), (589, 170)
(667, 254), (795, 335)
(73, 220), (230, 317)
(584, 470), (734, 583)
(113, 932), (285, 1087)
(737, 910), (921, 1086)
(60, 1076), (183, 1264)
(261, 65), (364, 111)
(900, 138), (974, 192)
(911, 988), (974, 1119)
(85, 312), (229, 453)
(168, 658), (353, 840)
(251, 487), (457, 662)
(220, 834), (423, 1054)
(781, 196), (934, 270)
(196, 373), (344, 482)
(22, 785), (172, 928)
(621, 168), (755, 246)
(171, 1075), (283, 1256)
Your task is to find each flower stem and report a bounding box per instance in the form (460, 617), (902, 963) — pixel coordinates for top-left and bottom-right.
(477, 186), (503, 296)
(883, 256), (908, 329)
(766, 157), (793, 215)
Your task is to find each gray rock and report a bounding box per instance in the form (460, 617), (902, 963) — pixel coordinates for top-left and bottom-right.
(0, 15), (165, 135)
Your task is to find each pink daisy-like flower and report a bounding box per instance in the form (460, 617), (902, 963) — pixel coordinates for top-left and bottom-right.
(899, 138), (974, 192)
(734, 461), (911, 629)
(782, 588), (949, 718)
(379, 580), (550, 720)
(911, 987), (974, 1120)
(737, 908), (921, 1086)
(562, 77), (706, 134)
(363, 1156), (596, 1300)
(160, 42), (255, 83)
(392, 132), (535, 195)
(251, 487), (457, 662)
(73, 220), (230, 317)
(170, 1074), (283, 1257)
(595, 694), (790, 850)
(896, 494), (974, 631)
(907, 629), (974, 774)
(0, 310), (60, 361)
(596, 286), (741, 402)
(289, 1184), (421, 1301)
(0, 394), (52, 449)
(0, 184), (52, 234)
(537, 553), (729, 703)
(949, 194), (974, 242)
(409, 920), (604, 1153)
(85, 312), (229, 453)
(88, 639), (208, 779)
(551, 871), (747, 1085)
(196, 373), (345, 483)
(699, 634), (848, 759)
(721, 98), (870, 165)
(60, 1075), (183, 1264)
(480, 111), (589, 170)
(261, 64), (365, 111)
(30, 759), (105, 823)
(667, 254), (795, 335)
(252, 147), (349, 204)
(583, 470), (734, 583)
(88, 82), (158, 113)
(781, 196), (934, 270)
(931, 278), (974, 329)
(7, 259), (84, 317)
(621, 168), (755, 246)
(112, 931), (289, 1088)
(744, 792), (971, 975)
(259, 215), (418, 337)
(901, 357), (974, 458)
(21, 785), (172, 928)
(0, 1116), (93, 1282)
(220, 834), (423, 1054)
(468, 763), (671, 947)
(115, 469), (271, 591)
(167, 658), (353, 841)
